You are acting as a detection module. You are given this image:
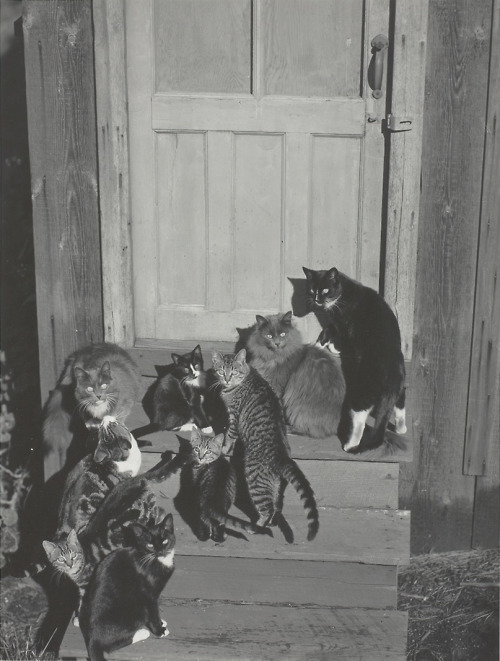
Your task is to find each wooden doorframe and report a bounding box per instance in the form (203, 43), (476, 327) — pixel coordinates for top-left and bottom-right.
(93, 0), (429, 359)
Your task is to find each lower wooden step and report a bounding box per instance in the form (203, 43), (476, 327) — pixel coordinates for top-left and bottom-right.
(60, 599), (408, 661)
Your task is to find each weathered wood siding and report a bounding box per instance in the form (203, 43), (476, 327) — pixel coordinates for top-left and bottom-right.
(399, 0), (500, 553)
(23, 0), (103, 404)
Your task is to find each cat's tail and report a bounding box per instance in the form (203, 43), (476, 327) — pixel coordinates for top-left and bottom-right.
(143, 444), (193, 483)
(281, 460), (319, 541)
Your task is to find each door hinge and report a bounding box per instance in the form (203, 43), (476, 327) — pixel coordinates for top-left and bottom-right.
(386, 114), (413, 132)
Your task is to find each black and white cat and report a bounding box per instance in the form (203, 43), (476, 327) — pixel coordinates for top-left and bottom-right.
(303, 266), (406, 452)
(153, 345), (213, 433)
(78, 510), (175, 661)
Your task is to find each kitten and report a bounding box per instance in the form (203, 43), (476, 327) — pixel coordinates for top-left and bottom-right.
(42, 343), (140, 474)
(78, 511), (175, 661)
(246, 311), (346, 438)
(188, 426), (269, 542)
(303, 266), (407, 452)
(212, 350), (319, 541)
(153, 345), (212, 432)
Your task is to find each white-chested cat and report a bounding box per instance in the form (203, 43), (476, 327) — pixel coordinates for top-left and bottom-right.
(43, 342), (140, 473)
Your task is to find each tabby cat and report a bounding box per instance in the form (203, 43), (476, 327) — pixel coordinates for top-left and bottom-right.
(152, 345), (212, 432)
(78, 510), (175, 661)
(212, 349), (319, 541)
(188, 426), (269, 541)
(43, 343), (140, 474)
(246, 311), (345, 438)
(303, 266), (406, 452)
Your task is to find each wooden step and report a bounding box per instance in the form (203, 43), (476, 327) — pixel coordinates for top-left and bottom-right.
(61, 600), (408, 661)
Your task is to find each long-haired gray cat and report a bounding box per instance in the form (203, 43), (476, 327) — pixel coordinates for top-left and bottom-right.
(42, 342), (140, 474)
(246, 311), (346, 438)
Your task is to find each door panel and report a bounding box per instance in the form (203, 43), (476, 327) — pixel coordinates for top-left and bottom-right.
(126, 0), (389, 344)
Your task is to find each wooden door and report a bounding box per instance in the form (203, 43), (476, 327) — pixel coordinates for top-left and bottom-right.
(126, 0), (391, 344)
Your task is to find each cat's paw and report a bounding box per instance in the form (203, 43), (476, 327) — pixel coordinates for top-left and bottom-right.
(178, 422), (196, 432)
(101, 415), (117, 428)
(201, 426), (214, 435)
(73, 616), (79, 628)
(132, 628), (151, 644)
(159, 620), (170, 638)
(85, 418), (101, 430)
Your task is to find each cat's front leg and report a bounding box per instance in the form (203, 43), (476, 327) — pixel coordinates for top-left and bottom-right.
(147, 606), (170, 639)
(222, 414), (238, 454)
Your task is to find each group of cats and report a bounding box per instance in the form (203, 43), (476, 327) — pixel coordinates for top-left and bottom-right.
(39, 266), (407, 660)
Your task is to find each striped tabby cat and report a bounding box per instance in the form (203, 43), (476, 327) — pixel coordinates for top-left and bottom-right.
(189, 426), (269, 541)
(212, 349), (319, 541)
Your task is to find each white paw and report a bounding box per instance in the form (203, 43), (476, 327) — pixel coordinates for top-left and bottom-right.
(178, 422), (196, 432)
(396, 422), (407, 435)
(160, 619), (170, 638)
(73, 616), (79, 628)
(101, 415), (117, 428)
(132, 628), (151, 644)
(326, 342), (340, 355)
(201, 426), (214, 434)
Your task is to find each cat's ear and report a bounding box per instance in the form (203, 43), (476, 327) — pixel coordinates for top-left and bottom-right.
(73, 366), (88, 383)
(94, 440), (111, 464)
(190, 425), (202, 445)
(327, 267), (339, 281)
(163, 512), (174, 534)
(100, 360), (111, 380)
(255, 315), (267, 329)
(234, 348), (247, 364)
(192, 345), (203, 366)
(171, 353), (181, 365)
(302, 266), (314, 280)
(211, 352), (224, 370)
(212, 434), (225, 451)
(282, 310), (293, 325)
(42, 540), (57, 559)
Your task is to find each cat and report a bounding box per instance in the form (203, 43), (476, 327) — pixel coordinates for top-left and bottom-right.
(42, 434), (191, 618)
(78, 510), (175, 661)
(42, 342), (140, 474)
(212, 349), (319, 541)
(152, 345), (212, 432)
(188, 425), (270, 541)
(303, 266), (407, 452)
(246, 310), (346, 438)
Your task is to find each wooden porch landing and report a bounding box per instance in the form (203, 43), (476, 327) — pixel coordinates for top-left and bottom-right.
(59, 346), (412, 660)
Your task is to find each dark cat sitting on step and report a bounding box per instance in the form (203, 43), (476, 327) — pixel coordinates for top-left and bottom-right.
(246, 311), (345, 438)
(303, 266), (406, 452)
(78, 509), (175, 661)
(42, 343), (140, 474)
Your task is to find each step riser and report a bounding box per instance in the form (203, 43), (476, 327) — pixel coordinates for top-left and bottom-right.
(141, 453), (400, 510)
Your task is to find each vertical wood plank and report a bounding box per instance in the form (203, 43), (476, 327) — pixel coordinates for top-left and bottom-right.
(358, 0), (390, 291)
(399, 0), (492, 553)
(126, 0), (156, 338)
(384, 0), (429, 358)
(23, 0), (103, 405)
(92, 0), (134, 347)
(463, 0), (500, 476)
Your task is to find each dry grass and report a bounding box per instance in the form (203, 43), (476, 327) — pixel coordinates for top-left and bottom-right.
(399, 548), (499, 661)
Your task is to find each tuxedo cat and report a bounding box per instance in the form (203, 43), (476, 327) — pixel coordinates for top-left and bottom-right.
(153, 345), (213, 432)
(212, 350), (319, 541)
(246, 311), (345, 437)
(78, 511), (175, 661)
(43, 343), (140, 474)
(303, 266), (406, 452)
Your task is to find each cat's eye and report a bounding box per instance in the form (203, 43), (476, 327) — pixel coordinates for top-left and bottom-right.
(322, 288), (329, 295)
(266, 333), (272, 339)
(146, 543), (154, 549)
(280, 332), (286, 337)
(101, 383), (108, 390)
(86, 386), (93, 392)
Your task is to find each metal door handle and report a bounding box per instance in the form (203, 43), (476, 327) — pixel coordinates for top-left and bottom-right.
(370, 34), (389, 99)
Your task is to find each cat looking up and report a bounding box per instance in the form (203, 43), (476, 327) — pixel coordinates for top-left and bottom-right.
(246, 311), (346, 438)
(303, 266), (406, 452)
(42, 343), (140, 475)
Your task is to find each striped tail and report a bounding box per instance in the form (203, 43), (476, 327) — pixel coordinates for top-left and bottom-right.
(281, 460), (319, 541)
(22, 562), (46, 578)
